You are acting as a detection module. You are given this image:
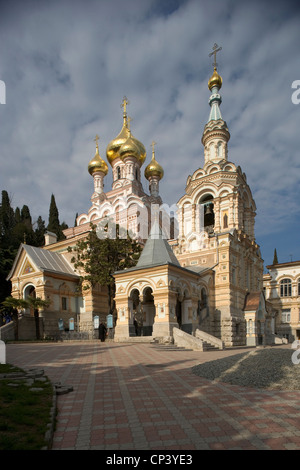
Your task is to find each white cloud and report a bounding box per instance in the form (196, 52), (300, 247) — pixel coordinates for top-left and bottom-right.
(0, 0), (299, 265)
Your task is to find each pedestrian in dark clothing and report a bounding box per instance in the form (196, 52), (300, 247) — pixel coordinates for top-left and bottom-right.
(99, 322), (107, 342)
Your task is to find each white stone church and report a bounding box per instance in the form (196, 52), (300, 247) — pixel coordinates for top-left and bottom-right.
(6, 47), (283, 348)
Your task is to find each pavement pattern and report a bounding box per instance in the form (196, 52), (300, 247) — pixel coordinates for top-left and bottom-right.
(6, 341), (300, 451)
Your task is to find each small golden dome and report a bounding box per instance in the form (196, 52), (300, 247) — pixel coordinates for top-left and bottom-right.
(88, 141), (108, 176)
(144, 148), (164, 181)
(106, 118), (130, 165)
(208, 67), (222, 91)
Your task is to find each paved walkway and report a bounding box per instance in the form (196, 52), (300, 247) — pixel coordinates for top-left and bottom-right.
(6, 341), (300, 450)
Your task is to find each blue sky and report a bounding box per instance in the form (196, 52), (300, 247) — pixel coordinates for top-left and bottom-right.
(0, 0), (299, 268)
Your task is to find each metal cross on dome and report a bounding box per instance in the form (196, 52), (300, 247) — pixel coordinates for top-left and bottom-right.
(209, 43), (222, 68)
(151, 140), (156, 156)
(121, 96), (129, 114)
(94, 134), (99, 149)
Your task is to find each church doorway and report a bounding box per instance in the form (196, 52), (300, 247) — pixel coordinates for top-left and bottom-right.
(23, 284), (36, 316)
(176, 297), (182, 329)
(130, 286), (155, 336)
(130, 289), (141, 336)
(142, 286), (155, 336)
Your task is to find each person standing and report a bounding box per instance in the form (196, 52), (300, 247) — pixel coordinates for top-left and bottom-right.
(99, 322), (107, 342)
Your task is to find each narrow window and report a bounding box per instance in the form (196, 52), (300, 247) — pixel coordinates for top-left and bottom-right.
(223, 212), (228, 229)
(62, 297), (68, 311)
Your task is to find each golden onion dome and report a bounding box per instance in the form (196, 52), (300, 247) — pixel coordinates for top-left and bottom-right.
(119, 134), (141, 160)
(88, 139), (108, 176)
(208, 67), (222, 91)
(106, 118), (146, 166)
(144, 146), (164, 181)
(106, 117), (130, 165)
(106, 97), (146, 166)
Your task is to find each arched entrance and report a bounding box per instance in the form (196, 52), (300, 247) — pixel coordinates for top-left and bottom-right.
(142, 286), (155, 336)
(129, 286), (155, 336)
(23, 284), (36, 315)
(130, 288), (141, 335)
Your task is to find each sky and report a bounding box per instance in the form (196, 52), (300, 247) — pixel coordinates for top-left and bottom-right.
(0, 0), (299, 269)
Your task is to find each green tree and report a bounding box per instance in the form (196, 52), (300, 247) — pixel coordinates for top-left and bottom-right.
(68, 222), (142, 318)
(15, 207), (21, 223)
(34, 216), (46, 247)
(47, 194), (66, 241)
(0, 247), (15, 301)
(0, 190), (15, 244)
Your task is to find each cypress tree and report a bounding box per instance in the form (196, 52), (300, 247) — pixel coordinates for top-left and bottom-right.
(47, 194), (65, 240)
(21, 205), (32, 228)
(35, 216), (46, 246)
(0, 190), (15, 243)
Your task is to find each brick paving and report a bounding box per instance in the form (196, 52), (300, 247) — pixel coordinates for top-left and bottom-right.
(6, 341), (300, 450)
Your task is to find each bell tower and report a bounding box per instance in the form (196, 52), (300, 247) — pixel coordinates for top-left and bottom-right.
(202, 44), (230, 165)
(175, 44), (264, 347)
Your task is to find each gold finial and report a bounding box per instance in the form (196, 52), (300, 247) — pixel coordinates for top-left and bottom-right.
(94, 134), (99, 150)
(208, 43), (223, 90)
(151, 140), (156, 158)
(120, 96), (129, 127)
(144, 140), (163, 181)
(209, 43), (222, 69)
(23, 233), (27, 244)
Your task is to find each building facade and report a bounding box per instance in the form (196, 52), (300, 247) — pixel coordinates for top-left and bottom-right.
(6, 47), (278, 347)
(263, 260), (300, 342)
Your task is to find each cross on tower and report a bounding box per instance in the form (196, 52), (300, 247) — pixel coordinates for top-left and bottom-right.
(94, 134), (99, 149)
(209, 43), (222, 69)
(121, 96), (129, 115)
(151, 140), (156, 157)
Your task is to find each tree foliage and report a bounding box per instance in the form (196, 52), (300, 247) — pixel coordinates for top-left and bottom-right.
(47, 194), (67, 241)
(68, 222), (142, 316)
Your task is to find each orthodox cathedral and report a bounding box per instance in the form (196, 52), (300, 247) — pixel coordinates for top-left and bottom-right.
(6, 46), (276, 347)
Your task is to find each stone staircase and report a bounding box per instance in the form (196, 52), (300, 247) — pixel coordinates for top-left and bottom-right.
(171, 327), (224, 351)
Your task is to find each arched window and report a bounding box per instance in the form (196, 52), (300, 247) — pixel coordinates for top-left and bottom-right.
(280, 278), (292, 297)
(135, 168), (138, 180)
(117, 167), (121, 180)
(201, 195), (214, 228)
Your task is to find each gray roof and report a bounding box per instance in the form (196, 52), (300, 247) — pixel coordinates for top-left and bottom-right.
(136, 221), (180, 269)
(7, 244), (79, 280)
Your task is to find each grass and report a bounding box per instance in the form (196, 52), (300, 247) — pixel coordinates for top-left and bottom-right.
(0, 363), (55, 450)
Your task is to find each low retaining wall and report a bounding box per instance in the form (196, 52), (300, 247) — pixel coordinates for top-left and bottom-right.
(0, 316), (44, 342)
(173, 327), (205, 351)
